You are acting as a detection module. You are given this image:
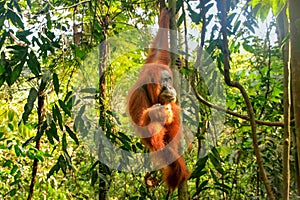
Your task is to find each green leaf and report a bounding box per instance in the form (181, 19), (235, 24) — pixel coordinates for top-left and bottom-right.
(90, 160), (100, 171)
(14, 170), (21, 179)
(80, 88), (97, 94)
(227, 13), (237, 25)
(53, 104), (63, 130)
(199, 180), (209, 191)
(47, 163), (60, 179)
(65, 125), (79, 145)
(9, 62), (23, 85)
(7, 10), (24, 29)
(192, 180), (209, 198)
(209, 153), (225, 175)
(74, 115), (84, 134)
(3, 159), (12, 167)
(205, 2), (214, 12)
(244, 21), (255, 33)
(215, 182), (231, 193)
(58, 155), (67, 175)
(14, 145), (23, 157)
(136, 142), (143, 150)
(22, 136), (35, 147)
(91, 170), (98, 186)
(63, 150), (73, 169)
(190, 156), (208, 179)
(211, 147), (222, 162)
(8, 109), (15, 121)
(243, 42), (255, 53)
(39, 73), (50, 91)
(117, 128), (130, 146)
(189, 10), (201, 25)
(27, 150), (34, 159)
(35, 152), (44, 162)
(187, 3), (201, 25)
(46, 13), (52, 29)
(50, 122), (59, 142)
(210, 169), (218, 182)
(12, 0), (21, 13)
(259, 5), (270, 21)
(64, 91), (73, 103)
(78, 105), (86, 116)
(66, 96), (73, 110)
(10, 189), (16, 196)
(52, 105), (57, 122)
(62, 133), (67, 151)
(0, 75), (4, 87)
(10, 165), (18, 175)
(26, 0), (31, 8)
(0, 1), (6, 10)
(8, 122), (14, 131)
(176, 0), (184, 13)
(177, 13), (185, 27)
(0, 132), (4, 139)
(0, 14), (5, 28)
(118, 131), (131, 142)
(233, 20), (241, 34)
(22, 87), (38, 123)
(53, 73), (59, 95)
(58, 99), (71, 117)
(248, 0), (260, 8)
(27, 51), (41, 76)
(271, 0), (280, 16)
(46, 129), (54, 144)
(9, 45), (27, 61)
(0, 62), (4, 75)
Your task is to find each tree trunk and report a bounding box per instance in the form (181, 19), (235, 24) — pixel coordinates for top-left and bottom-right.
(98, 42), (107, 200)
(98, 14), (109, 200)
(276, 5), (291, 200)
(289, 0), (300, 197)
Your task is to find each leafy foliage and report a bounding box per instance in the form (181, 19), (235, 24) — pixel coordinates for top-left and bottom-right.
(0, 0), (296, 199)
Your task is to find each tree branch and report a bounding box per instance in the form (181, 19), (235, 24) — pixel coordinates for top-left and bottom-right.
(191, 86), (287, 127)
(27, 88), (45, 200)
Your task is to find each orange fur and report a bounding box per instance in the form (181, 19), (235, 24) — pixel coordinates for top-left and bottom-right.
(127, 8), (189, 190)
(145, 9), (171, 65)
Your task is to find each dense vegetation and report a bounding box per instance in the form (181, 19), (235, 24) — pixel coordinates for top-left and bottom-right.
(0, 0), (299, 199)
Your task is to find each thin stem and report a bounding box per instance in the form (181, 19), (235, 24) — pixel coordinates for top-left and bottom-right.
(190, 87), (287, 127)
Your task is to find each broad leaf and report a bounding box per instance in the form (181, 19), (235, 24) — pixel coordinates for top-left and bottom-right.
(7, 10), (24, 29)
(65, 125), (79, 145)
(22, 87), (38, 123)
(190, 156), (208, 179)
(209, 153), (225, 175)
(62, 133), (67, 151)
(22, 136), (35, 147)
(50, 122), (59, 142)
(9, 62), (24, 86)
(47, 162), (60, 179)
(58, 155), (67, 175)
(52, 104), (63, 130)
(58, 99), (71, 116)
(27, 51), (41, 76)
(53, 73), (59, 95)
